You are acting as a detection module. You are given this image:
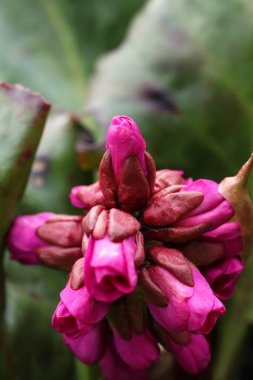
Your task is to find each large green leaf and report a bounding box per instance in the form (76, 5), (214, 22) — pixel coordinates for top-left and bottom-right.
(0, 0), (146, 111)
(0, 82), (50, 378)
(85, 0), (253, 180)
(0, 83), (51, 242)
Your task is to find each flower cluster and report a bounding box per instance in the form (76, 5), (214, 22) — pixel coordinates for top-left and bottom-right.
(8, 115), (244, 378)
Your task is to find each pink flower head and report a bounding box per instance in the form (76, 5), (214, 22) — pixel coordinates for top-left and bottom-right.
(7, 212), (54, 265)
(106, 115), (147, 184)
(84, 235), (138, 302)
(146, 247), (225, 334)
(143, 179), (234, 244)
(99, 116), (156, 212)
(168, 333), (211, 374)
(202, 256), (244, 300)
(63, 320), (109, 365)
(113, 328), (160, 370)
(8, 213), (83, 270)
(100, 343), (149, 380)
(52, 282), (108, 338)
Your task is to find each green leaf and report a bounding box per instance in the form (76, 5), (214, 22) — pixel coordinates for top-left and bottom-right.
(0, 0), (146, 111)
(0, 82), (51, 241)
(85, 0), (253, 181)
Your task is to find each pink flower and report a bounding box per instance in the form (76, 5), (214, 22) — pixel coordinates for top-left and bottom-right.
(7, 212), (54, 264)
(52, 282), (108, 337)
(146, 247), (225, 334)
(106, 115), (147, 184)
(202, 256), (244, 300)
(84, 235), (138, 302)
(69, 182), (105, 210)
(63, 320), (109, 365)
(8, 213), (83, 270)
(176, 180), (234, 230)
(100, 343), (149, 380)
(99, 116), (156, 212)
(113, 328), (160, 369)
(181, 222), (243, 266)
(168, 333), (211, 374)
(154, 169), (192, 193)
(143, 179), (234, 244)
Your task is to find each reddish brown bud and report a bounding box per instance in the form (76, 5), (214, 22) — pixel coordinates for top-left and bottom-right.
(143, 191), (203, 227)
(145, 151), (156, 194)
(181, 240), (224, 266)
(37, 215), (83, 247)
(36, 246), (82, 271)
(138, 267), (169, 307)
(69, 258), (84, 290)
(70, 182), (106, 209)
(154, 170), (186, 194)
(93, 210), (109, 239)
(149, 246), (194, 287)
(134, 232), (145, 268)
(82, 205), (106, 235)
(144, 223), (209, 244)
(99, 150), (117, 208)
(118, 156), (151, 212)
(108, 209), (141, 242)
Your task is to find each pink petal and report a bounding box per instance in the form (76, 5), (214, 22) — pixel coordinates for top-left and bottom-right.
(114, 329), (160, 369)
(106, 115), (146, 184)
(63, 321), (108, 364)
(85, 235), (137, 302)
(7, 212), (54, 265)
(168, 333), (211, 374)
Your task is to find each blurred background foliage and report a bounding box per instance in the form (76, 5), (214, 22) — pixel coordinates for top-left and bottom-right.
(0, 0), (253, 379)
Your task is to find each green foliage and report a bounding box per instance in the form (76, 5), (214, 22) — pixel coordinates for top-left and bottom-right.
(86, 0), (253, 181)
(0, 0), (146, 111)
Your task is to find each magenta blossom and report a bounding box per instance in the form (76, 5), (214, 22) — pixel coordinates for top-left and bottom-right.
(202, 256), (244, 300)
(168, 333), (211, 375)
(7, 212), (54, 264)
(113, 328), (160, 369)
(84, 235), (138, 302)
(8, 115), (245, 376)
(52, 281), (108, 338)
(106, 115), (147, 183)
(146, 246), (225, 334)
(63, 320), (108, 365)
(100, 343), (149, 380)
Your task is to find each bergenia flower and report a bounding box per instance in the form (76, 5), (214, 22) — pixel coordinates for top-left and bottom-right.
(167, 332), (211, 375)
(7, 115), (245, 377)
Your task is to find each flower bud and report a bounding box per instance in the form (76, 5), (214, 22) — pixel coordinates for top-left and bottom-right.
(154, 169), (192, 194)
(167, 332), (211, 374)
(113, 327), (160, 369)
(52, 281), (108, 338)
(201, 256), (244, 300)
(143, 179), (234, 244)
(69, 182), (105, 210)
(63, 320), (109, 365)
(7, 212), (54, 265)
(99, 115), (156, 212)
(83, 207), (142, 302)
(146, 246), (225, 334)
(100, 343), (149, 380)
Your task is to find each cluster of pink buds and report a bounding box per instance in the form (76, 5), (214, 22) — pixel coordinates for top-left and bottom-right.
(7, 116), (244, 378)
